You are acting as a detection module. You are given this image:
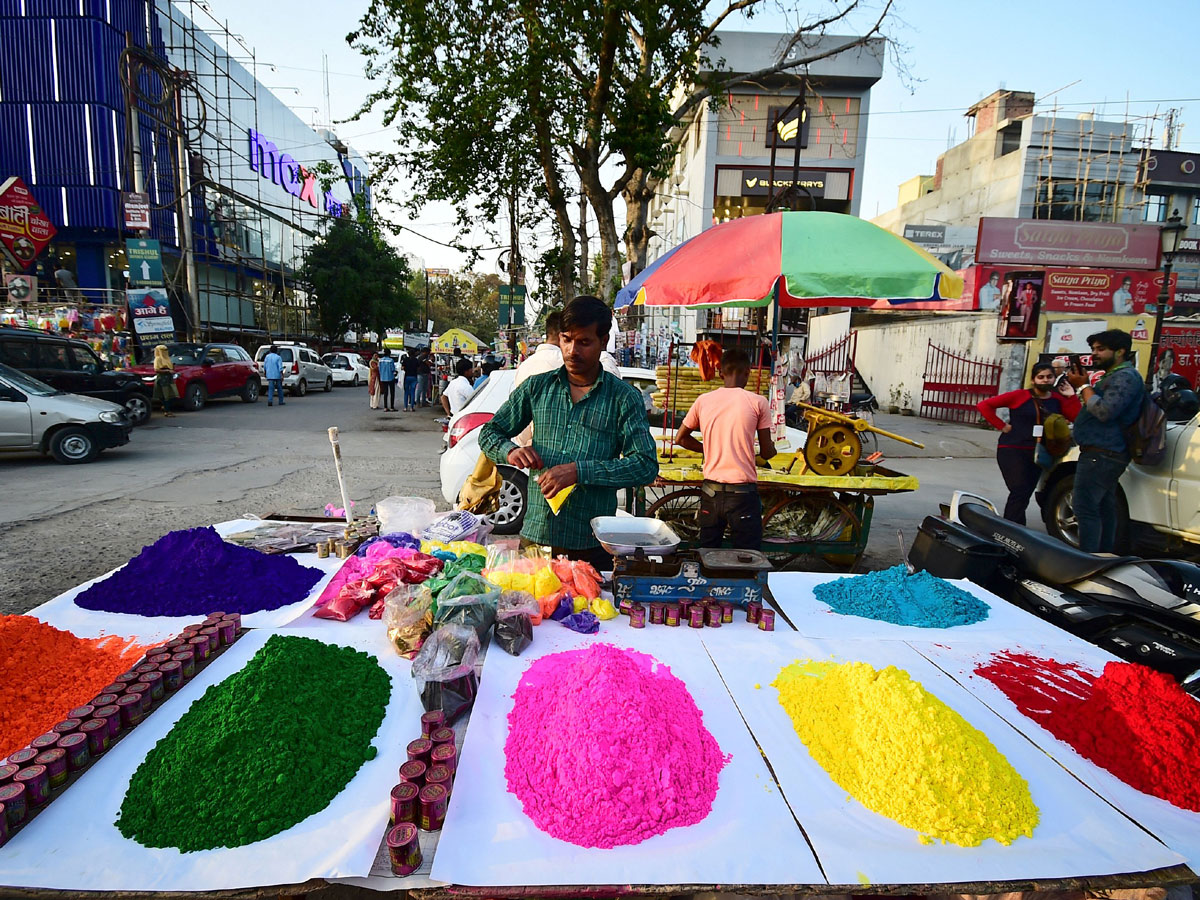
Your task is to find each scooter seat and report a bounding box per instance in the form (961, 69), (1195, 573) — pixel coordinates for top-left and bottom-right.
(958, 502), (1138, 584)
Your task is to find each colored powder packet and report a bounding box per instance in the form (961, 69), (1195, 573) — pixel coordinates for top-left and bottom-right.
(75, 527), (323, 617)
(812, 564), (989, 628)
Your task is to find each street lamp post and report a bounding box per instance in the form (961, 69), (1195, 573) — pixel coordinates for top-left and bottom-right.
(1147, 209), (1187, 389)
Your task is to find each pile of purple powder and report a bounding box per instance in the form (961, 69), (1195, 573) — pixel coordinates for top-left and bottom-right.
(74, 527), (324, 617)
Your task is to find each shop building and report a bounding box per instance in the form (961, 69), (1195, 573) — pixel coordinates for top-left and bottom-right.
(616, 31), (884, 366)
(0, 0), (367, 349)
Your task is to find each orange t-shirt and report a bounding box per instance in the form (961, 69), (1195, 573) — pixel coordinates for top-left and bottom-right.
(681, 387), (770, 484)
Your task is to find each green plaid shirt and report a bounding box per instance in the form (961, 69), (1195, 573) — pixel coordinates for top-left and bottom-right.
(479, 367), (659, 549)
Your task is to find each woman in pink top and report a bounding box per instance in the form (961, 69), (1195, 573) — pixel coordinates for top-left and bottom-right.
(675, 349), (776, 549)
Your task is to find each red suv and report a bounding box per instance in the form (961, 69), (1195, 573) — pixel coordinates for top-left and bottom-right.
(127, 343), (260, 411)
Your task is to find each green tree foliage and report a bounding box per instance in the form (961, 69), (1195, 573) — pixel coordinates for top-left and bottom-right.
(299, 219), (419, 341)
(349, 1), (894, 302)
(413, 270), (503, 344)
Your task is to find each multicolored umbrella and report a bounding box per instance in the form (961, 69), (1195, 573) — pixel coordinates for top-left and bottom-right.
(615, 211), (963, 309)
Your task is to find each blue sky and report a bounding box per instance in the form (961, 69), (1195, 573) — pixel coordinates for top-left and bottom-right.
(192, 0), (1199, 271)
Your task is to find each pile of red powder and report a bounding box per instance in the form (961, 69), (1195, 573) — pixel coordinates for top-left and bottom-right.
(0, 615), (148, 759)
(975, 651), (1200, 810)
(504, 643), (729, 848)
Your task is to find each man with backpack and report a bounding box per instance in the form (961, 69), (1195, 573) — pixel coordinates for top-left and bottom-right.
(1065, 329), (1146, 553)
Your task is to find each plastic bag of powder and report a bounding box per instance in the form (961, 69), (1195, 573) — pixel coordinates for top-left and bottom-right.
(384, 583), (435, 658)
(433, 572), (500, 641)
(494, 590), (539, 655)
(560, 611), (599, 634)
(313, 579), (375, 621)
(412, 624), (480, 724)
(548, 592), (574, 621)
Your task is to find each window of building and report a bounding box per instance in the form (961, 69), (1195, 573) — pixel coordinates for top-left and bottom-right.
(1144, 194), (1169, 222)
(996, 122), (1022, 157)
(1192, 199), (1200, 225)
(1034, 179), (1118, 221)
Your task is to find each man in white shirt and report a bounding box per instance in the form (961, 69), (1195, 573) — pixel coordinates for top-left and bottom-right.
(441, 357), (477, 416)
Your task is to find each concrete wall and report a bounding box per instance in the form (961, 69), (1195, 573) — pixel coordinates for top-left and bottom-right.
(853, 313), (1028, 415)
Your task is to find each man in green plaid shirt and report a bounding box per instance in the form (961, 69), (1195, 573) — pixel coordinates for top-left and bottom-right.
(479, 296), (659, 570)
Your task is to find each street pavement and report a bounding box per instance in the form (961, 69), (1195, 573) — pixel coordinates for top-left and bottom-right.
(0, 389), (1020, 614)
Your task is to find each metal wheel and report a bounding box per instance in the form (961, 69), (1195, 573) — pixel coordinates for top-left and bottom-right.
(804, 423), (862, 475)
(324, 376), (334, 392)
(240, 379), (259, 403)
(352, 374), (359, 386)
(482, 468), (527, 535)
(763, 493), (860, 544)
(183, 381), (207, 411)
(49, 426), (98, 464)
(123, 393), (150, 425)
(296, 378), (308, 397)
(644, 488), (705, 545)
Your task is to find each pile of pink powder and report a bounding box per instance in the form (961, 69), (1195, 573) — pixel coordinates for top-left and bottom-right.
(504, 643), (729, 848)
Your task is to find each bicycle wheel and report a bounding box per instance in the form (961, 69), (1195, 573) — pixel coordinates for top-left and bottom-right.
(644, 488), (705, 545)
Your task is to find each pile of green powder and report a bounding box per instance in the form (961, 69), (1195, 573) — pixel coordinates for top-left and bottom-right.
(116, 634), (391, 851)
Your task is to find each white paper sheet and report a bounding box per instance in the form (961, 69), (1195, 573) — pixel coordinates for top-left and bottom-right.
(430, 624), (826, 887)
(913, 638), (1200, 868)
(0, 627), (423, 892)
(28, 519), (343, 643)
(705, 635), (1183, 886)
(769, 571), (1096, 648)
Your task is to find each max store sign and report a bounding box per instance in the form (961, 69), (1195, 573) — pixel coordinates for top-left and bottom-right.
(248, 129), (349, 217)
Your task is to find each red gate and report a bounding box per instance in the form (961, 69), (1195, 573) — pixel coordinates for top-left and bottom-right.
(806, 331), (856, 410)
(920, 341), (1002, 423)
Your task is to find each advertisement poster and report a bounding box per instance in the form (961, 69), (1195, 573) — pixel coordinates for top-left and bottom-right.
(1041, 268), (1175, 315)
(127, 288), (175, 340)
(1155, 325), (1200, 392)
(0, 176), (56, 270)
(3, 272), (36, 302)
(1046, 319), (1109, 354)
(977, 218), (1161, 269)
(996, 270), (1043, 340)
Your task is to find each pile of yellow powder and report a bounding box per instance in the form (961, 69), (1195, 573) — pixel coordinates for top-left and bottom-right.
(771, 660), (1039, 847)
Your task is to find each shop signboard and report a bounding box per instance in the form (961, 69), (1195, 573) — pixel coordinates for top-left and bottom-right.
(736, 167), (828, 198)
(973, 264), (1176, 316)
(499, 284), (526, 327)
(125, 239), (164, 286)
(1156, 324), (1200, 391)
(995, 270), (1044, 341)
(122, 192), (151, 230)
(0, 176), (56, 271)
(1046, 320), (1108, 354)
(976, 218), (1161, 270)
(4, 272), (36, 302)
(903, 224), (946, 245)
(127, 287), (175, 339)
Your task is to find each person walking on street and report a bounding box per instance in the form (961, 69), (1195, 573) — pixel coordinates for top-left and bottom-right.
(368, 354), (381, 409)
(674, 349), (776, 549)
(263, 345), (285, 407)
(1065, 329), (1145, 552)
(417, 351), (432, 407)
(151, 344), (177, 417)
(401, 351), (420, 411)
(479, 295), (659, 572)
(977, 362), (1081, 524)
(441, 357), (476, 416)
(377, 349), (398, 411)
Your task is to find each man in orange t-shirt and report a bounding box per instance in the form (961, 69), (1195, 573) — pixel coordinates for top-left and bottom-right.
(675, 348), (776, 549)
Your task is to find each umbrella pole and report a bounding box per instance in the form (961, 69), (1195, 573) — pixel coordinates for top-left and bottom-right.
(770, 278), (782, 375)
(668, 338), (681, 458)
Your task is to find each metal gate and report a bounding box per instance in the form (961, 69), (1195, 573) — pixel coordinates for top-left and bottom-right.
(806, 331), (856, 410)
(920, 341), (1002, 423)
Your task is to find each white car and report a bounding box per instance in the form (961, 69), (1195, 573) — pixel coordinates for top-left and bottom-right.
(1039, 412), (1200, 557)
(253, 343), (334, 396)
(321, 352), (370, 386)
(440, 367), (804, 535)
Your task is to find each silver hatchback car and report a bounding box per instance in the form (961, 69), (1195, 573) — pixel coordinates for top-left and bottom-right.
(0, 363), (132, 463)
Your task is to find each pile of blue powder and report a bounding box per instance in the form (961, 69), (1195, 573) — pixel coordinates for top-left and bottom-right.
(75, 526), (324, 616)
(812, 565), (989, 628)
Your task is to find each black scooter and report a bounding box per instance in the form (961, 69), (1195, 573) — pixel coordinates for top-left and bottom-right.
(912, 491), (1200, 695)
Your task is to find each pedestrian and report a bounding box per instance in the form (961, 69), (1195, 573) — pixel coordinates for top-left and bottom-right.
(441, 357), (476, 416)
(417, 350), (432, 406)
(368, 353), (381, 409)
(478, 295), (659, 572)
(263, 344), (285, 407)
(151, 344), (177, 418)
(977, 362), (1081, 525)
(673, 348), (776, 549)
(401, 351), (420, 411)
(1065, 329), (1145, 552)
(377, 349), (398, 411)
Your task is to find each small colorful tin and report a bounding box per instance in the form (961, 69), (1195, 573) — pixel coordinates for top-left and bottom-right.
(6, 749), (37, 767)
(81, 719), (110, 756)
(665, 604), (681, 627)
(390, 782), (420, 825)
(205, 611), (227, 623)
(126, 681), (153, 713)
(135, 662), (159, 675)
(418, 783), (448, 831)
(13, 765), (49, 806)
(399, 760), (427, 787)
(116, 693), (144, 727)
(35, 749), (67, 788)
(430, 726), (455, 747)
(420, 710), (446, 737)
(0, 765), (16, 787)
(216, 619), (236, 646)
(222, 613), (242, 634)
(705, 605), (723, 628)
(430, 742), (457, 775)
(648, 602), (666, 625)
(165, 638), (187, 651)
(386, 822), (422, 875)
(316, 540), (331, 558)
(138, 670), (165, 701)
(68, 705), (96, 721)
(148, 652), (172, 665)
(0, 802), (7, 847)
(336, 541), (353, 559)
(187, 635), (211, 662)
(0, 783), (27, 827)
(93, 705), (121, 740)
(100, 682), (126, 697)
(618, 598), (634, 616)
(678, 598), (693, 621)
(629, 604), (646, 628)
(171, 650), (196, 679)
(426, 763), (453, 793)
(198, 627), (220, 654)
(159, 660), (184, 692)
(746, 600), (762, 624)
(57, 733), (89, 772)
(89, 693), (119, 708)
(720, 602), (735, 624)
(758, 609), (776, 632)
(406, 738), (433, 765)
(30, 732), (61, 751)
(114, 671), (139, 685)
(688, 606), (706, 628)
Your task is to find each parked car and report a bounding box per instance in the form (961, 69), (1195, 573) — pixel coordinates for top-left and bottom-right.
(0, 362), (132, 463)
(0, 326), (153, 425)
(439, 367), (805, 535)
(321, 351), (370, 386)
(253, 343), (333, 395)
(1037, 411), (1200, 557)
(127, 342), (260, 411)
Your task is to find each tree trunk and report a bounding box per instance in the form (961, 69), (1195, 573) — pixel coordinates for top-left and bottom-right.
(622, 167), (658, 278)
(579, 162), (621, 302)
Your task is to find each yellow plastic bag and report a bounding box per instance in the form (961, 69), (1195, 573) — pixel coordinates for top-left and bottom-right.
(421, 539), (487, 558)
(589, 596), (618, 620)
(572, 595), (588, 613)
(544, 483), (575, 515)
(532, 566), (563, 600)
